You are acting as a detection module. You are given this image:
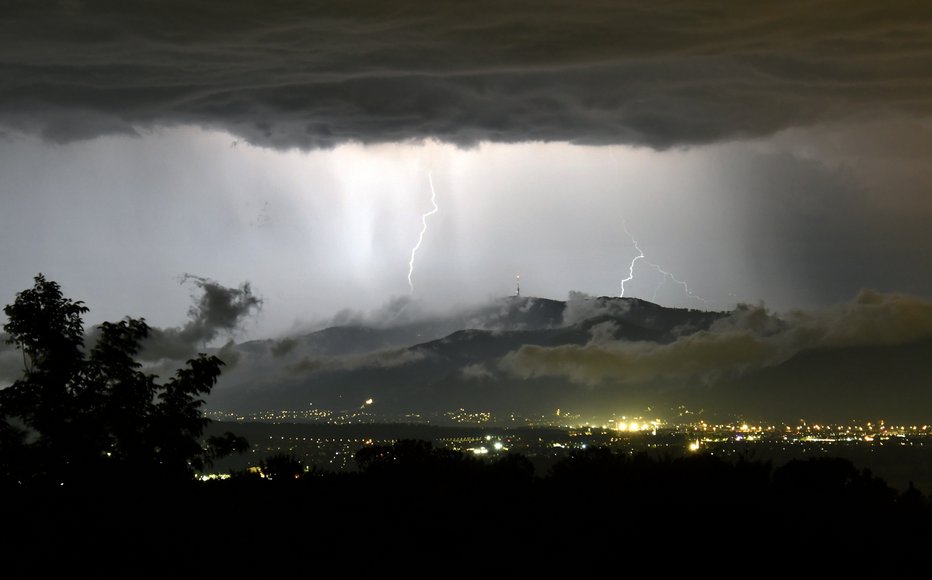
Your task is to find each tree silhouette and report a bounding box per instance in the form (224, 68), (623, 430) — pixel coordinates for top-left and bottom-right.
(260, 453), (305, 481)
(0, 274), (247, 486)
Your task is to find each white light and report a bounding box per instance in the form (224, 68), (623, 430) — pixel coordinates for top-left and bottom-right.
(620, 221), (644, 298)
(407, 171), (439, 293)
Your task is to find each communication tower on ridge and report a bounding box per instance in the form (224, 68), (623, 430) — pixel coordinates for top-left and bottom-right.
(515, 274), (521, 298)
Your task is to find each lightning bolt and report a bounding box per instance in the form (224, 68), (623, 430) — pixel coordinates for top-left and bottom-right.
(620, 221), (644, 298)
(649, 263), (709, 305)
(610, 149), (709, 308)
(407, 171), (439, 293)
(619, 222), (708, 305)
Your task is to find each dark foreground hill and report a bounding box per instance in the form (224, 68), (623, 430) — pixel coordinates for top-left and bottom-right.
(2, 444), (929, 576)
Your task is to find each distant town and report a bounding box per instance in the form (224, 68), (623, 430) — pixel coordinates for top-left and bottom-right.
(204, 407), (932, 491)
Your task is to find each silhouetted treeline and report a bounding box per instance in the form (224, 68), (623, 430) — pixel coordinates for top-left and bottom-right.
(2, 440), (929, 576)
(0, 275), (247, 488)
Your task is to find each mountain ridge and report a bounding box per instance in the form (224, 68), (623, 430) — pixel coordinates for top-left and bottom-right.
(206, 294), (932, 423)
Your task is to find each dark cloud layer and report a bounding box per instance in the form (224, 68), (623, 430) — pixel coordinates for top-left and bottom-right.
(2, 1), (930, 147)
(141, 275), (262, 362)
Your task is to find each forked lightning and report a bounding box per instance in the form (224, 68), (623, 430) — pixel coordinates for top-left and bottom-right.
(407, 171), (439, 293)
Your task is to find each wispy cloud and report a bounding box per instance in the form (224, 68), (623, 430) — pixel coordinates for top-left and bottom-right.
(500, 290), (932, 386)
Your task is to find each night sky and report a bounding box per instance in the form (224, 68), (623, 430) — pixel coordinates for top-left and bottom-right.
(2, 2), (931, 406)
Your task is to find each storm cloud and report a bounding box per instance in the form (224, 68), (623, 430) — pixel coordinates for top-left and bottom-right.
(2, 1), (931, 148)
(562, 291), (632, 326)
(141, 275), (262, 362)
(499, 290), (932, 386)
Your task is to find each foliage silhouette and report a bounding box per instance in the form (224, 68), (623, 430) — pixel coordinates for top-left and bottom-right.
(1, 430), (929, 576)
(354, 438), (483, 480)
(260, 452), (305, 481)
(0, 274), (248, 486)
